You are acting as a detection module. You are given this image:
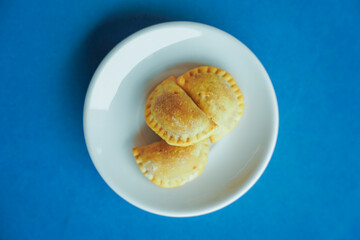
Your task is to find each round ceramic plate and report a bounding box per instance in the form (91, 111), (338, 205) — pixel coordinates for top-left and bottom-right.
(83, 22), (278, 217)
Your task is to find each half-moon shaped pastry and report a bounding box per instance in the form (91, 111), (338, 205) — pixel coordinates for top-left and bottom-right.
(145, 76), (217, 146)
(132, 139), (209, 188)
(177, 66), (244, 143)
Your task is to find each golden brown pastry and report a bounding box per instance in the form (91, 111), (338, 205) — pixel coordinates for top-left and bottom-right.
(145, 76), (217, 146)
(132, 139), (209, 188)
(177, 66), (244, 143)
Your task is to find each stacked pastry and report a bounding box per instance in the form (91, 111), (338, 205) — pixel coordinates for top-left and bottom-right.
(132, 66), (244, 188)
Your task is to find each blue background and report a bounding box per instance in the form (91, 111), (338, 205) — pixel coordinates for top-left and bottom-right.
(1, 0), (359, 239)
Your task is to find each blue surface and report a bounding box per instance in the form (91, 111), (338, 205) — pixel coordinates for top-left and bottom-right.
(1, 0), (359, 239)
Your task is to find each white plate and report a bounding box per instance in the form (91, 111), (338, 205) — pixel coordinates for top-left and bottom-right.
(83, 22), (278, 217)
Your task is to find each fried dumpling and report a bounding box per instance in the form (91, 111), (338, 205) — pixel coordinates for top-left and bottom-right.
(145, 76), (217, 146)
(132, 139), (209, 188)
(177, 66), (244, 143)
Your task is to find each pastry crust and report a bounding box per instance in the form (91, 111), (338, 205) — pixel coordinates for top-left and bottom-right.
(145, 76), (217, 146)
(177, 66), (244, 143)
(132, 140), (209, 188)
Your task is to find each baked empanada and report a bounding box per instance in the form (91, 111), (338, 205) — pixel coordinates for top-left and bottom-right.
(145, 76), (217, 146)
(132, 139), (209, 188)
(177, 66), (244, 143)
